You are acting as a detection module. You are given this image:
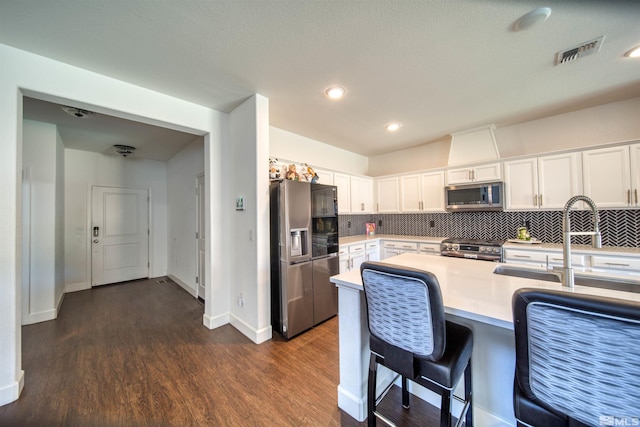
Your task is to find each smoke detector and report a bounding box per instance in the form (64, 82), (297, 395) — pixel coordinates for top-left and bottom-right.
(114, 145), (136, 157)
(556, 36), (604, 65)
(61, 105), (95, 118)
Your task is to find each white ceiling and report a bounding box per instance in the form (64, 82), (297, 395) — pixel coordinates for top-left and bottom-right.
(2, 0), (640, 159)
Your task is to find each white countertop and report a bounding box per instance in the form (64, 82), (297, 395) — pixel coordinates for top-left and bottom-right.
(330, 253), (640, 330)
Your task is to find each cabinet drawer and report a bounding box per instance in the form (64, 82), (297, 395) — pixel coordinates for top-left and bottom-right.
(365, 241), (379, 250)
(418, 242), (440, 255)
(338, 246), (349, 256)
(591, 255), (640, 272)
(349, 244), (366, 254)
(383, 241), (418, 251)
(503, 249), (547, 264)
(546, 253), (586, 267)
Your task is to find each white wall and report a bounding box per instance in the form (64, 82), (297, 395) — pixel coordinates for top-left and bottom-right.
(0, 43), (227, 407)
(21, 120), (65, 325)
(64, 148), (169, 290)
(368, 97), (640, 176)
(227, 95), (272, 344)
(495, 97), (640, 158)
(167, 137), (205, 295)
(270, 126), (369, 175)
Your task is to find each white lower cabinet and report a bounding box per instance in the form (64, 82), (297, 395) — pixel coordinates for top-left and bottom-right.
(503, 248), (548, 267)
(365, 241), (380, 262)
(419, 242), (441, 256)
(590, 255), (640, 276)
(339, 243), (368, 273)
(381, 241), (418, 259)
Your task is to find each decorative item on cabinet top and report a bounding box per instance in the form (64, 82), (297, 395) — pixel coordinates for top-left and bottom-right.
(269, 157), (319, 183)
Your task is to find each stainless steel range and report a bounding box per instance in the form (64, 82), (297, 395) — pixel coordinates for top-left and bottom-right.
(440, 238), (504, 262)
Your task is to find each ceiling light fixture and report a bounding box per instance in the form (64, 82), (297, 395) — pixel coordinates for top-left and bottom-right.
(60, 105), (95, 118)
(625, 45), (640, 58)
(512, 7), (551, 32)
(325, 86), (345, 100)
(385, 123), (401, 132)
(114, 145), (136, 157)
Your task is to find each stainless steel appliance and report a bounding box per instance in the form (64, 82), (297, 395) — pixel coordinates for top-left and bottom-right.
(440, 238), (504, 262)
(445, 181), (504, 212)
(269, 180), (339, 339)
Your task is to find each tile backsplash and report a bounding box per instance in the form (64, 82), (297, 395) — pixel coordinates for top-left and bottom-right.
(339, 209), (640, 248)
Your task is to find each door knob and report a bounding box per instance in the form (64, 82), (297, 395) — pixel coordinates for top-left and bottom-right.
(93, 239), (99, 243)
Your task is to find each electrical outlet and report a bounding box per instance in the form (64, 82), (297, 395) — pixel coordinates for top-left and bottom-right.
(237, 293), (243, 307)
(430, 220), (435, 227)
(378, 220), (382, 227)
(347, 221), (351, 228)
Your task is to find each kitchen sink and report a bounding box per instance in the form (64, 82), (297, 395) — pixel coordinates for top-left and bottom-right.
(493, 265), (640, 294)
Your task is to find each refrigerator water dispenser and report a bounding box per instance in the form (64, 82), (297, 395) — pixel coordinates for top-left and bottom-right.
(290, 228), (308, 258)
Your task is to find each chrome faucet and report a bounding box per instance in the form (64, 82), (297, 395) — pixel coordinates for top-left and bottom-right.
(555, 195), (602, 288)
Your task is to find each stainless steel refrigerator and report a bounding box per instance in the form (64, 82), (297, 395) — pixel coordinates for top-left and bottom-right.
(270, 180), (339, 339)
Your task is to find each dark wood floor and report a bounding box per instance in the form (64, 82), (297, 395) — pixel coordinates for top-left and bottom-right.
(0, 277), (440, 426)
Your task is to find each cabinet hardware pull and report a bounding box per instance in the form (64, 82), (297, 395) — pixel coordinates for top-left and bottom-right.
(361, 202), (364, 211)
(551, 258), (562, 261)
(514, 255), (531, 258)
(635, 189), (638, 205)
(533, 195), (538, 206)
(628, 189), (631, 205)
(604, 262), (630, 267)
(377, 203), (379, 212)
(539, 194), (543, 206)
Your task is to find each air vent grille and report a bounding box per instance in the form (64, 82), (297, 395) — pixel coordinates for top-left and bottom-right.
(556, 36), (604, 65)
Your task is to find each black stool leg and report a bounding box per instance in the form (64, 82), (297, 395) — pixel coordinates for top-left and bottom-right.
(368, 353), (378, 427)
(464, 361), (473, 426)
(402, 376), (410, 409)
(440, 388), (452, 427)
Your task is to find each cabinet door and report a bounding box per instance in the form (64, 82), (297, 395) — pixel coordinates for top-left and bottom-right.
(582, 146), (631, 207)
(446, 168), (473, 184)
(351, 176), (373, 213)
(400, 174), (422, 212)
(333, 173), (351, 214)
(474, 163), (502, 182)
(421, 172), (445, 211)
(538, 152), (582, 209)
(339, 254), (350, 273)
(311, 168), (334, 185)
(504, 158), (538, 210)
(631, 143), (640, 207)
(376, 177), (399, 213)
(350, 251), (366, 271)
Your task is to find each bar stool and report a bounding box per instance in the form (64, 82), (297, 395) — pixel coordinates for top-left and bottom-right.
(512, 288), (640, 427)
(360, 261), (473, 427)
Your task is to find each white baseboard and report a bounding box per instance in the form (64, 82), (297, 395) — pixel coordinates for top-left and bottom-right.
(229, 313), (272, 344)
(167, 274), (197, 297)
(203, 311), (229, 330)
(22, 308), (57, 325)
(56, 291), (65, 314)
(0, 370), (24, 406)
(64, 282), (89, 293)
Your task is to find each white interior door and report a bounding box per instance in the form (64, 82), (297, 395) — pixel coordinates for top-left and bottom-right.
(196, 174), (206, 299)
(91, 186), (149, 286)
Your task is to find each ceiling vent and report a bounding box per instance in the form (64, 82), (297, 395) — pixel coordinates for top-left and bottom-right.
(114, 145), (136, 157)
(61, 105), (95, 118)
(555, 36), (604, 65)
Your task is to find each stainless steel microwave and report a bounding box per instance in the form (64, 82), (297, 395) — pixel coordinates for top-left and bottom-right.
(445, 181), (504, 212)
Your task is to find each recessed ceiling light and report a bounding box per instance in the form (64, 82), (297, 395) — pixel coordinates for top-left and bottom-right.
(625, 45), (640, 58)
(513, 7), (551, 31)
(325, 86), (345, 99)
(385, 123), (401, 132)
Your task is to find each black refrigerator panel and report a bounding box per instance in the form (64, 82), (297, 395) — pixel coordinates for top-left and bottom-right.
(311, 183), (339, 258)
(312, 254), (339, 325)
(281, 260), (314, 339)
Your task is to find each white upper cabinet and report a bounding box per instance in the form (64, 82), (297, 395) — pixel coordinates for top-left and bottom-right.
(350, 176), (374, 213)
(446, 162), (501, 184)
(504, 153), (581, 210)
(631, 143), (640, 207)
(582, 145), (635, 208)
(538, 153), (582, 209)
(400, 171), (445, 212)
(312, 168), (334, 185)
(375, 177), (399, 213)
(333, 172), (351, 213)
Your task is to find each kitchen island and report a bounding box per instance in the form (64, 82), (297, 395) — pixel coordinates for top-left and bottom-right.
(330, 253), (640, 426)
